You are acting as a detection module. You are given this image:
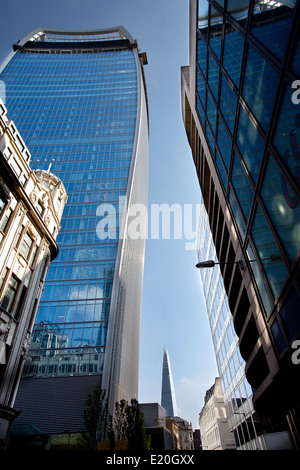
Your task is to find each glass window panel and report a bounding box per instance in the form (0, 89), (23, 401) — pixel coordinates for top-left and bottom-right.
(271, 319), (287, 354)
(196, 66), (206, 109)
(20, 232), (34, 260)
(216, 150), (228, 190)
(197, 36), (207, 76)
(229, 188), (246, 240)
(1, 276), (20, 313)
(251, 204), (289, 298)
(280, 288), (300, 341)
(231, 152), (254, 220)
(208, 52), (219, 100)
(227, 0), (249, 24)
(220, 74), (237, 134)
(206, 91), (217, 135)
(217, 117), (232, 170)
(261, 154), (300, 262)
(243, 46), (280, 132)
(206, 119), (215, 153)
(236, 106), (265, 183)
(223, 22), (244, 88)
(198, 0), (209, 38)
(209, 6), (223, 59)
(272, 81), (300, 187)
(251, 1), (296, 61)
(291, 32), (300, 75)
(246, 241), (273, 315)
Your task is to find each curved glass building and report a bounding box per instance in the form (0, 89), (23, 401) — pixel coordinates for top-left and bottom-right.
(0, 27), (149, 436)
(182, 0), (300, 449)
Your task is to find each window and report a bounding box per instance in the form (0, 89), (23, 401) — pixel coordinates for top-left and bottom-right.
(0, 206), (12, 233)
(236, 105), (265, 183)
(251, 1), (295, 61)
(220, 74), (237, 134)
(251, 204), (289, 298)
(243, 46), (280, 132)
(36, 200), (44, 215)
(261, 154), (300, 263)
(223, 22), (244, 88)
(10, 157), (22, 177)
(0, 275), (20, 313)
(231, 152), (254, 221)
(19, 232), (34, 260)
(0, 195), (5, 213)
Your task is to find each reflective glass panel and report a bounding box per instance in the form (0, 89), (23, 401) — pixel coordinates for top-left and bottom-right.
(261, 154), (300, 263)
(217, 116), (232, 171)
(220, 74), (237, 134)
(231, 152), (254, 221)
(223, 22), (244, 89)
(273, 81), (300, 189)
(236, 105), (265, 183)
(208, 52), (219, 100)
(243, 46), (280, 132)
(251, 204), (289, 298)
(209, 6), (223, 59)
(227, 0), (250, 24)
(251, 1), (296, 61)
(229, 188), (246, 240)
(197, 36), (207, 76)
(206, 90), (217, 135)
(198, 0), (209, 38)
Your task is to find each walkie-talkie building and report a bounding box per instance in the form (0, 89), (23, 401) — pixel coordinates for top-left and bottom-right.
(0, 26), (149, 439)
(182, 0), (300, 449)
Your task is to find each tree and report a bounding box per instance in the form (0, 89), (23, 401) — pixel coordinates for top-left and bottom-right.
(110, 398), (151, 450)
(79, 390), (151, 450)
(78, 388), (109, 450)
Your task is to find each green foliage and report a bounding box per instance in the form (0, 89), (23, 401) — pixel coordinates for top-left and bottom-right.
(79, 390), (151, 450)
(77, 388), (109, 450)
(110, 398), (151, 450)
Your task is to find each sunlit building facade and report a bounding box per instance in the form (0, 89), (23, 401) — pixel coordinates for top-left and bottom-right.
(0, 26), (149, 436)
(161, 348), (178, 417)
(182, 0), (300, 449)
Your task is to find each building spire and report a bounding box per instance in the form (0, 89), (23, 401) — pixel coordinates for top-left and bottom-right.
(161, 348), (178, 417)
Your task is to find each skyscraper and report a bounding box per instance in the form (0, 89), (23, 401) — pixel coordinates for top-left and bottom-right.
(161, 348), (178, 417)
(0, 26), (149, 437)
(181, 0), (300, 448)
(197, 201), (266, 449)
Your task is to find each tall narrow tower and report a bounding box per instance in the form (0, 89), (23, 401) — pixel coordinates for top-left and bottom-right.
(161, 348), (178, 417)
(0, 26), (149, 436)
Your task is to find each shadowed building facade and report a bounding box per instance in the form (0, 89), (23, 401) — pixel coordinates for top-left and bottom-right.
(181, 0), (300, 448)
(0, 26), (149, 438)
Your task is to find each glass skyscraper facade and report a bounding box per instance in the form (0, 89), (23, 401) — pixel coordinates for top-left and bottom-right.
(0, 27), (149, 435)
(197, 202), (264, 449)
(182, 0), (300, 448)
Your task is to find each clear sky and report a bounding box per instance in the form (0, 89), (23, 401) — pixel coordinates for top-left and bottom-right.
(0, 0), (218, 429)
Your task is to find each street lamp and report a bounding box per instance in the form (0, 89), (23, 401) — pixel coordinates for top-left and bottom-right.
(196, 254), (282, 270)
(196, 259), (245, 270)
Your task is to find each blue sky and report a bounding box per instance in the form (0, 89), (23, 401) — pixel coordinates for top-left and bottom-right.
(0, 0), (218, 429)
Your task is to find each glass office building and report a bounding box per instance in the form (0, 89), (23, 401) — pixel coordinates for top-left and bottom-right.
(0, 27), (149, 435)
(182, 0), (300, 448)
(197, 202), (266, 449)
